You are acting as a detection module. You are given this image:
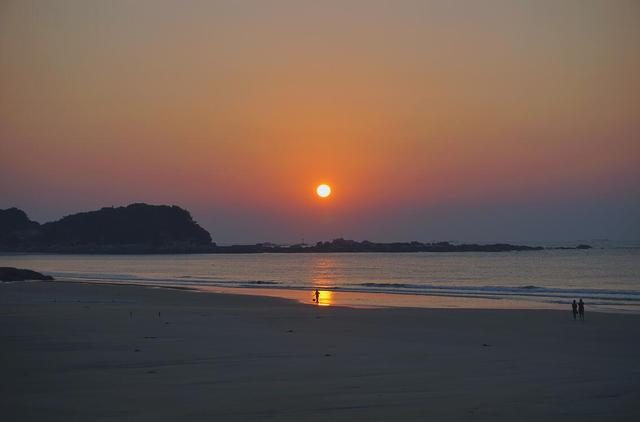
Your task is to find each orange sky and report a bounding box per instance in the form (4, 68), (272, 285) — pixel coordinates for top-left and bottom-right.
(1, 1), (639, 242)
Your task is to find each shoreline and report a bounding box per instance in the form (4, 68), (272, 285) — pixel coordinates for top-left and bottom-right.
(2, 280), (639, 421)
(0, 241), (549, 254)
(47, 278), (640, 315)
(2, 250), (638, 315)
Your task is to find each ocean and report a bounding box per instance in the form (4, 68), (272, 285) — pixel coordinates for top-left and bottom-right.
(2, 245), (639, 312)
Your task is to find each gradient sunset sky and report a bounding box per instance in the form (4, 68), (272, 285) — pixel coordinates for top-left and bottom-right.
(1, 0), (639, 243)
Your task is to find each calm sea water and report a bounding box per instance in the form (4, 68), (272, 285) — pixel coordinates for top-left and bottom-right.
(2, 247), (639, 312)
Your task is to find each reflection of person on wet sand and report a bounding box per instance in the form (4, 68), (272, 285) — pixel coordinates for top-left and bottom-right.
(314, 289), (320, 304)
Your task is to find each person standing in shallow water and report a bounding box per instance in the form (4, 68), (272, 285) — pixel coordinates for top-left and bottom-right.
(314, 289), (320, 304)
(578, 299), (585, 320)
(572, 300), (578, 320)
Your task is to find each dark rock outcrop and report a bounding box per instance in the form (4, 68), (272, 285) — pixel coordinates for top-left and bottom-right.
(0, 267), (54, 282)
(547, 244), (594, 250)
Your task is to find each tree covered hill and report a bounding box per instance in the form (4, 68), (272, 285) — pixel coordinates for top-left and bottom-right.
(0, 203), (213, 253)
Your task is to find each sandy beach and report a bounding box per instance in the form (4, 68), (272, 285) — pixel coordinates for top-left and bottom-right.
(1, 281), (639, 421)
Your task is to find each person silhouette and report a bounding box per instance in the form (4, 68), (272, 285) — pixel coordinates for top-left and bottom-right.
(572, 300), (578, 320)
(578, 299), (585, 320)
(314, 289), (320, 304)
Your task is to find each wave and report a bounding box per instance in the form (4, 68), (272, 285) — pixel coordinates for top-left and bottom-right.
(356, 281), (640, 296)
(244, 280), (280, 285)
(346, 284), (640, 305)
(52, 272), (640, 306)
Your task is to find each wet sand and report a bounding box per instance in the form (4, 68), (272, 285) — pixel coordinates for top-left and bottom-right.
(1, 281), (639, 421)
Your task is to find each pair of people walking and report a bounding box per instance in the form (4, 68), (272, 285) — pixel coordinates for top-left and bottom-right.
(572, 299), (585, 320)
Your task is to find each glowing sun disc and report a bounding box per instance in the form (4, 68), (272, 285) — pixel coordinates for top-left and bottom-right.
(316, 184), (331, 198)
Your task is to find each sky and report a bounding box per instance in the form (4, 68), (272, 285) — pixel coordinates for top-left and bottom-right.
(1, 0), (639, 244)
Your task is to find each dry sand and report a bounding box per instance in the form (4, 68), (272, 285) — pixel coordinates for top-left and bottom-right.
(1, 281), (639, 421)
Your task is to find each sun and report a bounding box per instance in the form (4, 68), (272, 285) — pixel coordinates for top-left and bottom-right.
(316, 184), (331, 198)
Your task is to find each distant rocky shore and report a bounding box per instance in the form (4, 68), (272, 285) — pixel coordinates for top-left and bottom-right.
(215, 239), (547, 253)
(0, 204), (590, 254)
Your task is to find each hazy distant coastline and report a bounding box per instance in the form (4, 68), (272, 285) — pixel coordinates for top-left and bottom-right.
(0, 203), (590, 254)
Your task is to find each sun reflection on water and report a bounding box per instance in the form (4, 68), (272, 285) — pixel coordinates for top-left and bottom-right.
(315, 289), (333, 306)
(311, 257), (337, 306)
